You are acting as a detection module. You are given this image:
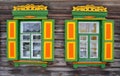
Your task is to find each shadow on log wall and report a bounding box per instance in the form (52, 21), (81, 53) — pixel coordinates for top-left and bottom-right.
(0, 0), (120, 76)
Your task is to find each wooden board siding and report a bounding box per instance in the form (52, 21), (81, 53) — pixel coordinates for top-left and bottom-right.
(0, 0), (120, 76)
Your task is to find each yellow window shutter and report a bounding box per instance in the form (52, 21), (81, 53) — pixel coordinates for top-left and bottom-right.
(42, 19), (54, 61)
(102, 20), (114, 62)
(7, 20), (18, 60)
(65, 20), (78, 62)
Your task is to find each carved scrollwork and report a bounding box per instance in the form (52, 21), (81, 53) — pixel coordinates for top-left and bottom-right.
(73, 4), (107, 12)
(13, 4), (47, 11)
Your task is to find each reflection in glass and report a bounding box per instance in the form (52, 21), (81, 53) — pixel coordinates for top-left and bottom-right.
(91, 36), (97, 40)
(79, 23), (88, 33)
(90, 36), (98, 58)
(22, 42), (30, 57)
(32, 42), (41, 58)
(32, 34), (41, 41)
(79, 36), (88, 58)
(80, 42), (88, 58)
(79, 22), (99, 33)
(89, 23), (97, 33)
(21, 21), (41, 33)
(80, 51), (87, 58)
(21, 34), (30, 41)
(80, 36), (87, 41)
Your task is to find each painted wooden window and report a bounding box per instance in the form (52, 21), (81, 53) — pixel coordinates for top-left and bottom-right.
(65, 20), (114, 63)
(78, 21), (100, 61)
(20, 21), (41, 59)
(7, 20), (54, 61)
(6, 4), (54, 67)
(65, 4), (114, 68)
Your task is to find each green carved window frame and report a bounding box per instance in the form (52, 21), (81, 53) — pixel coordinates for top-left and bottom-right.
(78, 21), (101, 61)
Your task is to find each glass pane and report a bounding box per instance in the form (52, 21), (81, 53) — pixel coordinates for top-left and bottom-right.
(78, 22), (99, 34)
(80, 42), (88, 58)
(80, 36), (87, 41)
(21, 21), (41, 33)
(21, 34), (30, 41)
(89, 22), (99, 33)
(79, 23), (88, 33)
(32, 42), (41, 58)
(90, 36), (98, 58)
(32, 34), (41, 41)
(21, 42), (30, 58)
(91, 36), (97, 40)
(80, 51), (87, 58)
(79, 36), (88, 58)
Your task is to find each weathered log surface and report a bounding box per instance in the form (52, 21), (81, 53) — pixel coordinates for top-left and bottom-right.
(0, 1), (120, 76)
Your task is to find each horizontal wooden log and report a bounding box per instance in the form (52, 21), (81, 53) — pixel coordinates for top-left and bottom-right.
(49, 58), (66, 67)
(50, 71), (74, 76)
(0, 0), (119, 2)
(114, 35), (120, 41)
(0, 71), (13, 76)
(0, 10), (12, 15)
(46, 66), (74, 71)
(0, 15), (12, 21)
(106, 16), (120, 19)
(104, 68), (120, 71)
(114, 50), (120, 59)
(0, 5), (13, 10)
(0, 0), (119, 4)
(0, 66), (15, 71)
(110, 59), (120, 68)
(55, 49), (64, 58)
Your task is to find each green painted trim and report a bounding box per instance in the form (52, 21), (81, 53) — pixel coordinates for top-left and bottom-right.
(14, 63), (20, 67)
(73, 18), (106, 20)
(72, 11), (107, 18)
(42, 19), (55, 61)
(73, 64), (106, 69)
(101, 64), (106, 69)
(18, 20), (20, 60)
(12, 10), (48, 19)
(73, 64), (78, 69)
(14, 62), (47, 68)
(102, 20), (114, 62)
(41, 64), (47, 68)
(73, 16), (106, 19)
(7, 20), (18, 60)
(12, 10), (48, 16)
(13, 17), (47, 19)
(65, 20), (78, 62)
